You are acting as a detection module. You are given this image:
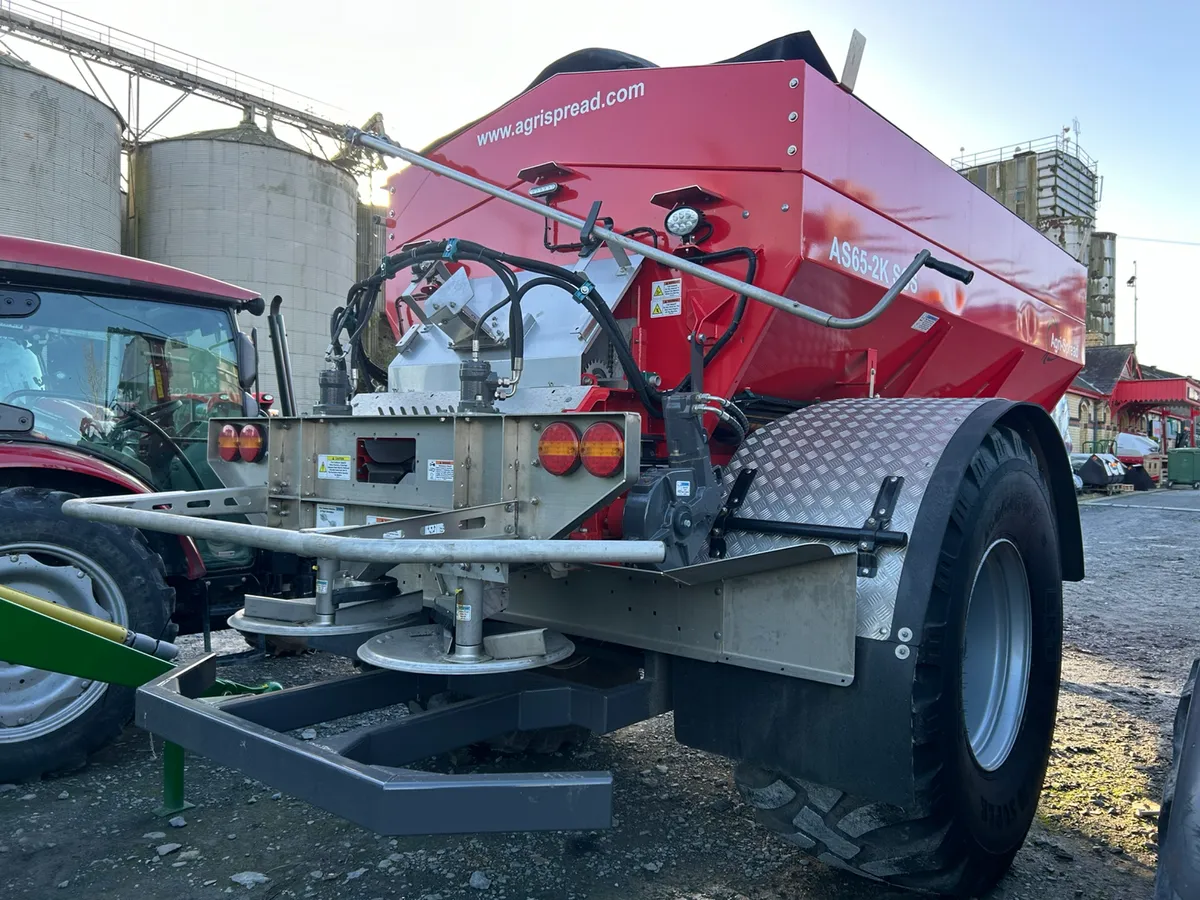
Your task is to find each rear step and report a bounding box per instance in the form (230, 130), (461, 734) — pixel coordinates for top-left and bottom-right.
(138, 654), (670, 834)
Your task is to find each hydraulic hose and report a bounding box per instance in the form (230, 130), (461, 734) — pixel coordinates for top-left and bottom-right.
(675, 247), (758, 392)
(0, 583), (179, 661)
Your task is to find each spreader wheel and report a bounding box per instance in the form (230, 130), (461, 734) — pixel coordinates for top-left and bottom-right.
(0, 488), (175, 781)
(735, 426), (1062, 896)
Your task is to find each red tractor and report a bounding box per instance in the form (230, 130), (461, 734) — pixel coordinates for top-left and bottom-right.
(0, 236), (303, 778)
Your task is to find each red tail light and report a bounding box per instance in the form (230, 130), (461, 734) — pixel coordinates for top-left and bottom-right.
(579, 422), (625, 477)
(237, 424), (266, 462)
(537, 422), (581, 476)
(217, 424), (239, 462)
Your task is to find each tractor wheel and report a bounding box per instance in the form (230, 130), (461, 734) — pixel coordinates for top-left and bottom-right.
(735, 426), (1062, 896)
(0, 487), (175, 781)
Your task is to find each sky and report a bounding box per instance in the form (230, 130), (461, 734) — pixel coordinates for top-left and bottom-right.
(5, 0), (1198, 376)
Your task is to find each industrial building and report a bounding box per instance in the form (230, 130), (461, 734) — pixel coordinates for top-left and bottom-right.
(0, 2), (390, 412)
(955, 134), (1115, 346)
(129, 118), (360, 407)
(0, 53), (122, 252)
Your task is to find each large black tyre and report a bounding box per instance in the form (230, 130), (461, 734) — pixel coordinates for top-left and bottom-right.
(735, 425), (1062, 896)
(1155, 658), (1199, 900)
(0, 488), (175, 781)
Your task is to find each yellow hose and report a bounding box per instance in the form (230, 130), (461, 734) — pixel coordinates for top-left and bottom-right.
(0, 583), (128, 643)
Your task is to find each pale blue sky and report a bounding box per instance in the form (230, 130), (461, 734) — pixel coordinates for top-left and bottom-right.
(9, 0), (1197, 375)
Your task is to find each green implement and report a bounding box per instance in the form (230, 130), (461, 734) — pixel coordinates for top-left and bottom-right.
(0, 590), (279, 812)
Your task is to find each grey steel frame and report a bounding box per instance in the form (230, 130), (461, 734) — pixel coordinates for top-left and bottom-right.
(346, 129), (930, 330)
(139, 652), (670, 834)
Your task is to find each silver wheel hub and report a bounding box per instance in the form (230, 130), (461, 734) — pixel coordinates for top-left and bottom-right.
(0, 545), (128, 743)
(961, 539), (1032, 772)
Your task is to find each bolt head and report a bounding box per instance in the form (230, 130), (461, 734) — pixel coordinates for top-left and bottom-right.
(897, 627), (913, 642)
(713, 631), (722, 640)
(741, 210), (750, 219)
(789, 77), (799, 88)
(787, 145), (797, 156)
(8, 554), (18, 562)
(781, 203), (790, 212)
(895, 645), (910, 660)
(788, 111), (798, 122)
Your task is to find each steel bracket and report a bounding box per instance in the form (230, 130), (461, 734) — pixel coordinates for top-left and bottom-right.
(855, 476), (905, 577)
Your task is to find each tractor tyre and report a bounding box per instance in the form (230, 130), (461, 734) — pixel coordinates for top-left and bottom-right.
(735, 426), (1062, 896)
(0, 487), (175, 781)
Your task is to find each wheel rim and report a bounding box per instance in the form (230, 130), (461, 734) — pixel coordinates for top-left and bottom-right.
(961, 539), (1032, 772)
(0, 543), (129, 743)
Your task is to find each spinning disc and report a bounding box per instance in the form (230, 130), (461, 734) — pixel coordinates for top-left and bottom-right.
(228, 609), (416, 637)
(357, 624), (575, 675)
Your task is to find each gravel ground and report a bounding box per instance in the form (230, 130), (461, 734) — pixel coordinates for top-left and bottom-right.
(2, 487), (1198, 900)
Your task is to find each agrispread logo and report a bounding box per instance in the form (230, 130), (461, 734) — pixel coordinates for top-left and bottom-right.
(476, 82), (646, 147)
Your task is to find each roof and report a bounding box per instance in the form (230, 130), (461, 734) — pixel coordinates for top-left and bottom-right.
(1070, 344), (1136, 397)
(145, 121), (299, 151)
(0, 235), (259, 306)
(1139, 364), (1186, 381)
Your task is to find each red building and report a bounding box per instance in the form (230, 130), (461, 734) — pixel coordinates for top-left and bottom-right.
(1066, 344), (1199, 452)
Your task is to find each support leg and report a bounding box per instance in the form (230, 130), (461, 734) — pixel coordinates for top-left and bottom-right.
(156, 740), (196, 816)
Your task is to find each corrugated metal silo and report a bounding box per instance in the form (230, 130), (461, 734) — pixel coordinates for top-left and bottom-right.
(132, 121), (357, 410)
(0, 53), (122, 251)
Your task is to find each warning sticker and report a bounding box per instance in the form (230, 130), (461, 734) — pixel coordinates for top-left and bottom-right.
(650, 278), (683, 318)
(423, 522), (446, 536)
(315, 504), (345, 528)
(456, 603), (472, 621)
(675, 479), (692, 498)
(317, 454), (352, 480)
(911, 312), (939, 333)
(427, 459), (454, 482)
(365, 515), (397, 525)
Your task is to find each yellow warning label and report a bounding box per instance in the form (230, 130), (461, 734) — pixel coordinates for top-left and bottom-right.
(316, 454), (352, 481)
(650, 278), (682, 318)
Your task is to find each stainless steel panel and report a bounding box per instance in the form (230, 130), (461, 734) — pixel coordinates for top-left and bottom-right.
(502, 553), (857, 686)
(710, 398), (987, 641)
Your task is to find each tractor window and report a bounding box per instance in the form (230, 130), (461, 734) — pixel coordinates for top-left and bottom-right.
(0, 290), (243, 491)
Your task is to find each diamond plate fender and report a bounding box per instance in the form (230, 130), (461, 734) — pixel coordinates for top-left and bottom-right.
(713, 398), (992, 642)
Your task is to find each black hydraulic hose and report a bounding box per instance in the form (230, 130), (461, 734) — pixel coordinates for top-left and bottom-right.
(489, 250), (663, 416)
(675, 247), (758, 392)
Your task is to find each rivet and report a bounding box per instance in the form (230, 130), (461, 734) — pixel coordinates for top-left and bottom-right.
(895, 644), (910, 660)
(788, 111), (798, 122)
(787, 145), (797, 156)
(781, 203), (790, 212)
(714, 631), (722, 640)
(388, 209), (395, 217)
(389, 233), (395, 241)
(789, 77), (799, 88)
(741, 210), (750, 219)
(897, 627), (913, 642)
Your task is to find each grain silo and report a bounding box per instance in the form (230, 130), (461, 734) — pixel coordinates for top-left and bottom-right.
(131, 119), (357, 410)
(0, 53), (121, 252)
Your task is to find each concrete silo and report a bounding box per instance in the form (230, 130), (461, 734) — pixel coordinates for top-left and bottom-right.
(0, 53), (121, 252)
(131, 121), (357, 410)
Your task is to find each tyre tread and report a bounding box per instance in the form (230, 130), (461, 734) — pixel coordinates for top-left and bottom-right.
(734, 425), (1056, 896)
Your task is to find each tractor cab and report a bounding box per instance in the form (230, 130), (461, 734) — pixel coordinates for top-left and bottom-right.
(0, 235), (267, 577)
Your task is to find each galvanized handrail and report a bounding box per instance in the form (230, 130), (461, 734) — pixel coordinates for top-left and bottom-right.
(60, 496), (665, 565)
(346, 129), (916, 331)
